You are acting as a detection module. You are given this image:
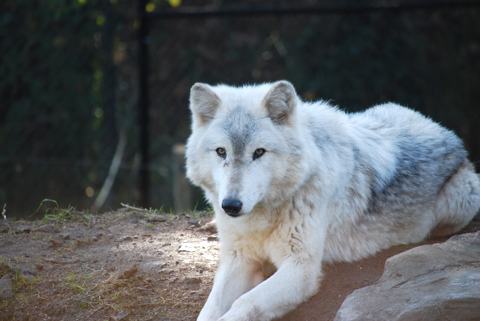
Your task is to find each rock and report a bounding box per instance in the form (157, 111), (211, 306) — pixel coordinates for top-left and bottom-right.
(60, 232), (71, 240)
(334, 231), (480, 321)
(138, 261), (168, 274)
(146, 216), (166, 223)
(110, 311), (128, 321)
(0, 276), (13, 299)
(33, 224), (59, 233)
(207, 236), (218, 242)
(119, 236), (133, 242)
(14, 224), (32, 234)
(19, 266), (37, 280)
(188, 219), (201, 227)
(93, 233), (103, 241)
(0, 221), (11, 233)
(62, 227), (86, 239)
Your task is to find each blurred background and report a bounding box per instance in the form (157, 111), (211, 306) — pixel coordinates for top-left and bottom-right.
(1, 0), (479, 218)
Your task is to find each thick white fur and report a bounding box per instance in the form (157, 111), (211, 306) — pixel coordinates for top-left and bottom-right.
(185, 81), (480, 321)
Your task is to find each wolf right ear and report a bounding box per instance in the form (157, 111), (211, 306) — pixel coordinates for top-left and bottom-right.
(262, 80), (297, 125)
(189, 83), (221, 127)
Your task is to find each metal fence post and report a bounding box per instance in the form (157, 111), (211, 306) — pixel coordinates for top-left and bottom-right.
(138, 0), (150, 208)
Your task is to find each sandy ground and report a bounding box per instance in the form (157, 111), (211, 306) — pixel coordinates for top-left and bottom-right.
(0, 208), (478, 321)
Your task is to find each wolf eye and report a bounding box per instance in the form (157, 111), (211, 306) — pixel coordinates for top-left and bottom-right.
(216, 147), (226, 159)
(253, 148), (266, 160)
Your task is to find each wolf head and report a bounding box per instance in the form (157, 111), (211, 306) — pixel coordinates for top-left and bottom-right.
(185, 81), (309, 217)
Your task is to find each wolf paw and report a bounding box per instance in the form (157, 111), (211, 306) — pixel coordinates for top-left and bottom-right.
(217, 302), (260, 321)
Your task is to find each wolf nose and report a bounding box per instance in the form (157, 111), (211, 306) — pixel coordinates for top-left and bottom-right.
(221, 198), (243, 217)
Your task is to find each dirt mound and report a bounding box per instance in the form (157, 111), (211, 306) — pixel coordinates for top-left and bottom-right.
(1, 209), (478, 321)
(0, 209), (217, 321)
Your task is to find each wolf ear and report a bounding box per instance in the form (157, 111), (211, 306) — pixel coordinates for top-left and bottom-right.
(262, 81), (297, 125)
(189, 83), (221, 127)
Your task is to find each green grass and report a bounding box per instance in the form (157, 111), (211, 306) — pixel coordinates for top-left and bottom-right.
(64, 272), (89, 294)
(13, 270), (40, 292)
(0, 257), (13, 278)
(0, 257), (40, 295)
(34, 199), (92, 224)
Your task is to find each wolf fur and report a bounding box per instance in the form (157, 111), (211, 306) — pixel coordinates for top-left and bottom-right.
(185, 81), (480, 321)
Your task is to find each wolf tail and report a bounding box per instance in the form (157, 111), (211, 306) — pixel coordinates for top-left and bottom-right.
(432, 161), (480, 237)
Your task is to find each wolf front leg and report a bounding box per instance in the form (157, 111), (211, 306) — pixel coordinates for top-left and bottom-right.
(217, 255), (322, 321)
(197, 254), (263, 321)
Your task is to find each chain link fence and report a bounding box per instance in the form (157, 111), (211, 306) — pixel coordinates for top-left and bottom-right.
(1, 0), (480, 217)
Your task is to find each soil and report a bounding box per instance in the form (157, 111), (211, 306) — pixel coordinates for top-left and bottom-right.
(1, 208), (478, 321)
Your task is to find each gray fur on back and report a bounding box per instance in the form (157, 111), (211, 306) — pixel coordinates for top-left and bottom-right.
(354, 105), (467, 216)
(368, 132), (466, 214)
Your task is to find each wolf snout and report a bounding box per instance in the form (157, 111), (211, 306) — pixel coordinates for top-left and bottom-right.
(221, 198), (243, 217)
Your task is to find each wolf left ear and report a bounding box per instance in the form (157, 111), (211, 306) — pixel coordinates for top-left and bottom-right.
(262, 80), (297, 125)
(189, 83), (221, 127)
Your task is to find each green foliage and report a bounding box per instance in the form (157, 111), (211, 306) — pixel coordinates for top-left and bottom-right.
(31, 198), (91, 224)
(64, 272), (88, 294)
(42, 206), (77, 224)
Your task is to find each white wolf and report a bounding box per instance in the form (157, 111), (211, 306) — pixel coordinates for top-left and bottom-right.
(185, 80), (480, 321)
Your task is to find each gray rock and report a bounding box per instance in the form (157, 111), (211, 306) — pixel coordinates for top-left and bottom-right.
(0, 276), (13, 299)
(146, 216), (166, 223)
(19, 265), (37, 281)
(60, 227), (86, 240)
(14, 224), (32, 234)
(0, 220), (11, 233)
(334, 232), (480, 321)
(188, 219), (201, 227)
(33, 224), (60, 233)
(60, 232), (71, 240)
(110, 311), (128, 321)
(119, 236), (133, 242)
(138, 260), (168, 274)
